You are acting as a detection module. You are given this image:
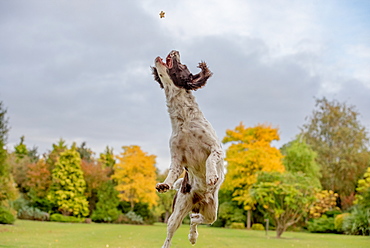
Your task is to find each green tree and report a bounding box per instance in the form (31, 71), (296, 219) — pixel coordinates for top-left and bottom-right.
(222, 123), (285, 228)
(91, 180), (121, 223)
(0, 101), (18, 210)
(301, 98), (370, 209)
(14, 136), (28, 160)
(281, 137), (321, 187)
(99, 146), (116, 168)
(251, 171), (318, 238)
(76, 142), (94, 163)
(46, 139), (67, 171)
(47, 146), (89, 217)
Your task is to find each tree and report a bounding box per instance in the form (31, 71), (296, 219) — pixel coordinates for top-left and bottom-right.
(76, 142), (94, 163)
(251, 171), (318, 238)
(222, 123), (285, 227)
(91, 180), (121, 223)
(14, 136), (28, 160)
(281, 137), (321, 187)
(99, 146), (116, 168)
(301, 98), (370, 209)
(112, 145), (158, 210)
(9, 136), (40, 193)
(80, 159), (110, 213)
(46, 139), (67, 171)
(47, 146), (89, 217)
(25, 159), (52, 211)
(0, 101), (18, 209)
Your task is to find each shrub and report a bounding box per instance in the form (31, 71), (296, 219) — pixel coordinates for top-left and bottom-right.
(125, 211), (144, 224)
(118, 202), (155, 224)
(13, 196), (29, 212)
(307, 215), (336, 233)
(211, 218), (225, 227)
(91, 208), (121, 223)
(334, 213), (350, 233)
(343, 207), (370, 236)
(18, 206), (49, 221)
(0, 206), (16, 224)
(252, 223), (265, 231)
(218, 202), (246, 228)
(230, 222), (245, 229)
(50, 213), (85, 223)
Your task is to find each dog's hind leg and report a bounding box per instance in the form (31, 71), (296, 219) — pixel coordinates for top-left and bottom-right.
(188, 216), (199, 245)
(162, 193), (192, 248)
(188, 191), (219, 245)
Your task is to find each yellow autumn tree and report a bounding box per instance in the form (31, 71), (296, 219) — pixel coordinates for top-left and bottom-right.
(222, 123), (285, 226)
(112, 145), (158, 210)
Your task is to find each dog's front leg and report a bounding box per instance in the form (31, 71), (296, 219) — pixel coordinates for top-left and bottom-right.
(206, 147), (223, 186)
(156, 156), (183, 193)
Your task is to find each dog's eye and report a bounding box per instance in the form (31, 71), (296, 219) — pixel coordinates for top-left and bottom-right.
(160, 74), (163, 77)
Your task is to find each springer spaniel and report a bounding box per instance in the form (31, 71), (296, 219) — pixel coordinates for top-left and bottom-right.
(152, 50), (224, 248)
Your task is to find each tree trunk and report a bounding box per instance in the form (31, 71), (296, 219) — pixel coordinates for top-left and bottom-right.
(247, 210), (252, 229)
(276, 224), (286, 238)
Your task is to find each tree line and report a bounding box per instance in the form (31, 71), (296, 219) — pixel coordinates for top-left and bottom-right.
(0, 98), (369, 237)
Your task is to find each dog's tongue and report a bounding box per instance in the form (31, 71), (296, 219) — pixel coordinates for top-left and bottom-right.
(166, 54), (173, 69)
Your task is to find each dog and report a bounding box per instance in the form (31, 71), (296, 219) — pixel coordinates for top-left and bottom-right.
(152, 50), (224, 248)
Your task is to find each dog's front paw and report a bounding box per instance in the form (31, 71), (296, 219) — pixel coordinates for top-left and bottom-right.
(156, 183), (170, 193)
(207, 173), (219, 186)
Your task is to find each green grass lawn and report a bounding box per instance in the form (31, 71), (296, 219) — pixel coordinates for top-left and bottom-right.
(0, 220), (369, 248)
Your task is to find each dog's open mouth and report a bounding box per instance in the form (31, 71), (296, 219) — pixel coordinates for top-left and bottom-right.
(156, 53), (174, 69)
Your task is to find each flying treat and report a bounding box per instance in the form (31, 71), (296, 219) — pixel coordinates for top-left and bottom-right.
(159, 11), (165, 18)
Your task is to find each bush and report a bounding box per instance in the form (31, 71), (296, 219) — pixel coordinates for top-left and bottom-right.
(118, 202), (155, 224)
(13, 196), (29, 212)
(91, 208), (121, 223)
(230, 222), (245, 229)
(334, 213), (350, 233)
(125, 211), (144, 224)
(18, 206), (49, 221)
(50, 213), (85, 223)
(211, 218), (225, 227)
(343, 207), (370, 236)
(0, 206), (16, 224)
(252, 223), (265, 231)
(307, 215), (336, 233)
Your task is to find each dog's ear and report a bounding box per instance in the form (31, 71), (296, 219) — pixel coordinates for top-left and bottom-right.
(151, 66), (164, 89)
(185, 62), (213, 91)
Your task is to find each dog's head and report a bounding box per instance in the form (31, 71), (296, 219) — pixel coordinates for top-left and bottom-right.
(151, 50), (213, 90)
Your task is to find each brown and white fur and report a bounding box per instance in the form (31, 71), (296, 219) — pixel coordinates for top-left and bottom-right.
(152, 50), (224, 248)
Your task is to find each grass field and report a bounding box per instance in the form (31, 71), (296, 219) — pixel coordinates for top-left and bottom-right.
(0, 220), (369, 248)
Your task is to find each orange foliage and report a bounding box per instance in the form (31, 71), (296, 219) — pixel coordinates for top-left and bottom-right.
(26, 159), (52, 198)
(80, 160), (111, 199)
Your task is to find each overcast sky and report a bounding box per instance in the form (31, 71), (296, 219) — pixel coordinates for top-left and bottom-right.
(1, 0), (370, 171)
